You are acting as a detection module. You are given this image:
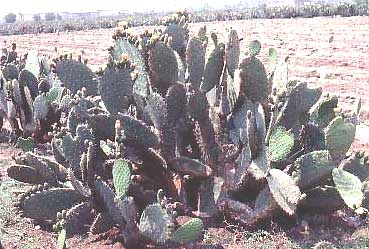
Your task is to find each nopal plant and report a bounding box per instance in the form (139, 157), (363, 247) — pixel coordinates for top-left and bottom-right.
(3, 10), (364, 248)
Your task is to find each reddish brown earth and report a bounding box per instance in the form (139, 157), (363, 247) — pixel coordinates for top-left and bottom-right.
(1, 16), (369, 248)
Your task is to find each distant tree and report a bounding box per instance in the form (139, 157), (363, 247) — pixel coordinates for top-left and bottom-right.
(354, 0), (368, 5)
(4, 13), (16, 23)
(33, 14), (41, 22)
(56, 14), (62, 21)
(45, 13), (56, 21)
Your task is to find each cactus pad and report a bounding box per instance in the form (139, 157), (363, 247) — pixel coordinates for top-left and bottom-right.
(171, 218), (203, 243)
(21, 188), (85, 221)
(113, 159), (131, 199)
(57, 229), (67, 249)
(249, 40), (262, 57)
(332, 168), (363, 209)
(186, 37), (205, 89)
(98, 65), (133, 114)
(33, 94), (49, 120)
(16, 137), (35, 152)
(148, 41), (178, 95)
(267, 169), (301, 215)
(200, 43), (225, 93)
(325, 116), (355, 160)
(225, 29), (240, 77)
(139, 203), (172, 243)
(7, 165), (45, 184)
(294, 150), (335, 190)
(268, 126), (294, 162)
(54, 59), (97, 95)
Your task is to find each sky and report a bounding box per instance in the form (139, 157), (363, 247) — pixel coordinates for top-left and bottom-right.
(0, 0), (244, 15)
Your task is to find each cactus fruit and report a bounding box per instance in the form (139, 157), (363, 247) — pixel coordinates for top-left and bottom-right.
(171, 218), (203, 243)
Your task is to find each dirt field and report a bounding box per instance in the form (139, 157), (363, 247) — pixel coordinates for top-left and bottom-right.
(1, 16), (369, 248)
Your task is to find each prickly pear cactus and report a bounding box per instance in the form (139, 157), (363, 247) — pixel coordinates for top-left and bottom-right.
(200, 43), (225, 93)
(98, 60), (134, 114)
(186, 37), (205, 89)
(112, 159), (131, 199)
(148, 41), (178, 95)
(325, 116), (356, 160)
(171, 218), (203, 243)
(139, 203), (172, 243)
(53, 58), (98, 95)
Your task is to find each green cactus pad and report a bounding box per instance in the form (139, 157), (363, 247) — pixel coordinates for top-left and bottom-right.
(54, 59), (97, 95)
(148, 41), (178, 95)
(171, 218), (203, 243)
(325, 116), (356, 160)
(225, 29), (240, 77)
(238, 56), (269, 103)
(113, 159), (131, 199)
(200, 43), (225, 93)
(170, 157), (213, 177)
(139, 203), (172, 243)
(249, 40), (262, 56)
(98, 66), (133, 114)
(7, 165), (45, 184)
(294, 150), (335, 190)
(21, 188), (85, 221)
(16, 137), (35, 152)
(271, 59), (289, 96)
(186, 37), (205, 89)
(267, 169), (301, 215)
(332, 168), (363, 209)
(187, 90), (210, 122)
(268, 126), (294, 162)
(2, 64), (19, 80)
(68, 169), (91, 198)
(33, 95), (49, 120)
(57, 229), (67, 249)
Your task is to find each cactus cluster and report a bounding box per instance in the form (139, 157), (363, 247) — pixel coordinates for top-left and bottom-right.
(3, 12), (365, 248)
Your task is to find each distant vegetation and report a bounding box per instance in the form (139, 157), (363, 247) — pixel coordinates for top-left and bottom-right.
(4, 13), (17, 24)
(0, 2), (368, 36)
